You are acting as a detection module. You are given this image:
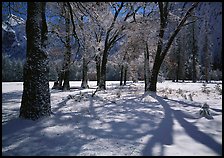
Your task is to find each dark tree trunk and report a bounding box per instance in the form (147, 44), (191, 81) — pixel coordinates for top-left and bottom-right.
(95, 55), (101, 86)
(81, 56), (89, 88)
(120, 65), (124, 86)
(149, 58), (162, 92)
(192, 52), (197, 83)
(20, 2), (51, 120)
(144, 42), (150, 91)
(124, 66), (127, 85)
(176, 47), (181, 82)
(204, 19), (210, 84)
(192, 47), (197, 83)
(63, 69), (70, 90)
(63, 4), (71, 90)
(58, 71), (64, 88)
(120, 52), (127, 86)
(99, 47), (109, 90)
(192, 21), (197, 83)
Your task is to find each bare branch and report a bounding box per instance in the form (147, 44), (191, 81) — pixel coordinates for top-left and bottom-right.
(161, 2), (200, 59)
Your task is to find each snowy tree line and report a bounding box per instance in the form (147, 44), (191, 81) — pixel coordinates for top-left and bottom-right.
(2, 2), (222, 83)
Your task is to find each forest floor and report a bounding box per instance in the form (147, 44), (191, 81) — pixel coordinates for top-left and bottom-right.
(2, 81), (222, 156)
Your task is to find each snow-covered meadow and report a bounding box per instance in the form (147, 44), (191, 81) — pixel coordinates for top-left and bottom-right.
(2, 81), (222, 156)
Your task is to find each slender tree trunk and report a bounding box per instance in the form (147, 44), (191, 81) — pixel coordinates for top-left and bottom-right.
(120, 52), (127, 86)
(58, 71), (64, 89)
(144, 42), (150, 91)
(192, 21), (197, 83)
(20, 2), (51, 120)
(62, 4), (71, 91)
(192, 46), (197, 83)
(124, 66), (127, 85)
(204, 19), (211, 83)
(95, 55), (101, 86)
(81, 56), (89, 88)
(120, 65), (124, 86)
(176, 46), (181, 82)
(192, 51), (197, 83)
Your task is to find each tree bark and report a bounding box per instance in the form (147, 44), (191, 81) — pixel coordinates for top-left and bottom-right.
(204, 19), (210, 83)
(120, 65), (124, 86)
(99, 43), (110, 90)
(144, 42), (150, 91)
(124, 66), (127, 85)
(99, 46), (109, 90)
(192, 21), (197, 83)
(20, 2), (51, 120)
(81, 56), (89, 88)
(120, 52), (127, 86)
(62, 3), (71, 91)
(176, 45), (181, 82)
(95, 54), (101, 86)
(149, 57), (162, 92)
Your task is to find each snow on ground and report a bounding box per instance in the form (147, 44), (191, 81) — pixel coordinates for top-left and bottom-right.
(2, 81), (222, 156)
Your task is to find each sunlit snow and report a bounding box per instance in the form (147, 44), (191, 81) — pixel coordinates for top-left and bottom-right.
(2, 81), (222, 156)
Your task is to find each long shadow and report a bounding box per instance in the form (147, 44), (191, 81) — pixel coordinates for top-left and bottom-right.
(142, 93), (222, 156)
(173, 109), (222, 155)
(142, 93), (174, 156)
(167, 98), (222, 113)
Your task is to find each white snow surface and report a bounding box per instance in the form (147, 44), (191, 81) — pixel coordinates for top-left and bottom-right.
(2, 81), (222, 156)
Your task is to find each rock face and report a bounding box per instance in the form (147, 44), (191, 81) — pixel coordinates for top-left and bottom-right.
(2, 14), (26, 60)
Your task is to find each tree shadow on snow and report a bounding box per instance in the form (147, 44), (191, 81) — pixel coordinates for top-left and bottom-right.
(141, 92), (174, 156)
(166, 98), (222, 114)
(2, 88), (222, 156)
(142, 93), (222, 156)
(2, 90), (23, 103)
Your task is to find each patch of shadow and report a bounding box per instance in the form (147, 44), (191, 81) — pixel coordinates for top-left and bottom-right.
(2, 91), (23, 103)
(173, 109), (222, 155)
(142, 93), (174, 156)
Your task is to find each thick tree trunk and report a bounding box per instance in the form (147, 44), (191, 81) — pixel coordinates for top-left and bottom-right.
(131, 63), (138, 83)
(58, 71), (64, 89)
(63, 69), (70, 90)
(81, 56), (89, 88)
(20, 2), (51, 120)
(149, 57), (163, 92)
(99, 47), (109, 90)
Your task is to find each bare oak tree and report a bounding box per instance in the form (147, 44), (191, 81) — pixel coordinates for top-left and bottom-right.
(148, 2), (199, 92)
